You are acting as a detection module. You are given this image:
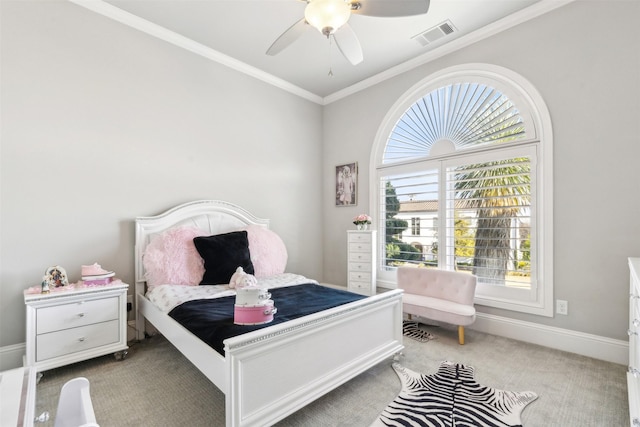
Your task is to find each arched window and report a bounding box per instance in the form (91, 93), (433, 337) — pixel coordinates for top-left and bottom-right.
(371, 64), (553, 316)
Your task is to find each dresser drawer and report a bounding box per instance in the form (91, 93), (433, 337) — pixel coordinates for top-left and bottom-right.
(349, 272), (372, 282)
(349, 252), (371, 262)
(349, 262), (372, 272)
(631, 294), (640, 371)
(632, 332), (640, 371)
(37, 296), (119, 334)
(349, 242), (372, 253)
(349, 281), (372, 294)
(36, 320), (120, 361)
(348, 232), (372, 244)
(632, 299), (640, 327)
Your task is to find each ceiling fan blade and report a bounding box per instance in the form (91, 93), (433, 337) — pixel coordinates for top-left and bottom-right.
(266, 18), (309, 56)
(333, 23), (363, 65)
(351, 0), (430, 17)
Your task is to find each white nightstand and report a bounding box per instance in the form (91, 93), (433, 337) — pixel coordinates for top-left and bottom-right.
(24, 281), (129, 372)
(347, 230), (377, 296)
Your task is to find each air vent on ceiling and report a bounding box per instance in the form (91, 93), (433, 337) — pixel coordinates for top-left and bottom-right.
(412, 20), (456, 47)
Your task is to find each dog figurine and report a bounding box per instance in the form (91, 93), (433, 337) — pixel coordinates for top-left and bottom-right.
(229, 266), (258, 289)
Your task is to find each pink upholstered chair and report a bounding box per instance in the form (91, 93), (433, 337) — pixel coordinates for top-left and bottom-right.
(397, 267), (477, 345)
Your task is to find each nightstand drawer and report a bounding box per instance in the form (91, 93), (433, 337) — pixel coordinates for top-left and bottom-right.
(36, 320), (120, 361)
(348, 232), (372, 244)
(349, 262), (372, 272)
(37, 296), (119, 334)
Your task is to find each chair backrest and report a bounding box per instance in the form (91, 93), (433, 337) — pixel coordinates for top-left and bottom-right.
(397, 267), (477, 305)
(54, 377), (98, 427)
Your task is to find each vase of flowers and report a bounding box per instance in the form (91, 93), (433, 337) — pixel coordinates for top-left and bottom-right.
(353, 214), (372, 231)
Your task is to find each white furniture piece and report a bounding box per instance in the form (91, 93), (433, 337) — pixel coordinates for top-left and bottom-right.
(397, 267), (477, 345)
(24, 282), (128, 372)
(54, 377), (98, 427)
(134, 200), (403, 427)
(347, 230), (377, 296)
(628, 257), (640, 426)
(0, 366), (36, 427)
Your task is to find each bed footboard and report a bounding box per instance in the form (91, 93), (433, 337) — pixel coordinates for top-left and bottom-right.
(223, 289), (404, 427)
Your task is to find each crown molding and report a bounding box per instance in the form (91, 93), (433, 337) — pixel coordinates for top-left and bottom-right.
(70, 0), (574, 106)
(323, 0), (576, 104)
(68, 0), (324, 105)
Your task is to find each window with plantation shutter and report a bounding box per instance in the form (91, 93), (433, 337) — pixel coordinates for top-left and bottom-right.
(373, 65), (553, 316)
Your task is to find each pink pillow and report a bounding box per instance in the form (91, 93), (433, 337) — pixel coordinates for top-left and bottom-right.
(143, 226), (205, 288)
(243, 225), (287, 277)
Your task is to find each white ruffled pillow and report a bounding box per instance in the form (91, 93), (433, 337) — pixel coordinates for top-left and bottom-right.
(143, 226), (205, 288)
(243, 224), (288, 277)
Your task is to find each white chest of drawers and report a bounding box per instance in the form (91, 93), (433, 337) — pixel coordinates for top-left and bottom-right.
(24, 282), (128, 372)
(347, 230), (376, 296)
(629, 257), (640, 426)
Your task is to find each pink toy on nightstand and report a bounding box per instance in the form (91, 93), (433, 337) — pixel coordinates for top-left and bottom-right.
(81, 262), (115, 285)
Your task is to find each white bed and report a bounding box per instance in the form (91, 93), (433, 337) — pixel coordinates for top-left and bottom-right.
(134, 200), (404, 427)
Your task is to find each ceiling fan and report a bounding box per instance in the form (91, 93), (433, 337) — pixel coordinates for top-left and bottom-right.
(266, 0), (430, 66)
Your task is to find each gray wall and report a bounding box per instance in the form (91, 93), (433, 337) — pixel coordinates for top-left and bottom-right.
(1, 1), (323, 348)
(2, 0), (639, 354)
(323, 0), (640, 341)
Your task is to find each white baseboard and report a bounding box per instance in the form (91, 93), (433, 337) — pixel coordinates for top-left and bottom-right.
(471, 312), (628, 365)
(0, 343), (25, 371)
(1, 313), (628, 370)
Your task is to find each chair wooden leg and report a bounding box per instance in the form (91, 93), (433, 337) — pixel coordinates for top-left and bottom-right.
(458, 326), (465, 345)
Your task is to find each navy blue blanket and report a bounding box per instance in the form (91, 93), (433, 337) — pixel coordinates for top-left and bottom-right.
(168, 283), (366, 355)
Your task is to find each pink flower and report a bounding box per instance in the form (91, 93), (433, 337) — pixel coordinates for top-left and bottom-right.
(353, 214), (372, 225)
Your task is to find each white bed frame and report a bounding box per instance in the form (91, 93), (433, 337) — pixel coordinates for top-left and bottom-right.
(134, 200), (404, 427)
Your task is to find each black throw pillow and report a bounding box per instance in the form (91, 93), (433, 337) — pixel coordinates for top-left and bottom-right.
(193, 231), (255, 285)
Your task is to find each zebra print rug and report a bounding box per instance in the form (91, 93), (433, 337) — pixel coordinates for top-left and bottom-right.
(402, 321), (436, 342)
(371, 361), (538, 427)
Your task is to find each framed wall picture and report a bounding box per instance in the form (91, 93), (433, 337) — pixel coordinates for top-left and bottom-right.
(336, 162), (357, 206)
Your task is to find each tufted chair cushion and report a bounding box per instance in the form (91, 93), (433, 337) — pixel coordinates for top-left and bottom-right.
(397, 267), (477, 344)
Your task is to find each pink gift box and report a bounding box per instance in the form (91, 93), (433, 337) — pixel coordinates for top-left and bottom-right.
(234, 300), (277, 325)
(83, 277), (113, 286)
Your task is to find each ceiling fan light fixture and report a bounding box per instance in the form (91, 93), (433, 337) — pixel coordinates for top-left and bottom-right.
(304, 0), (351, 37)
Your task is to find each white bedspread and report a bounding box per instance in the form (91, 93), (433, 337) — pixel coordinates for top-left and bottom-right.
(146, 273), (318, 313)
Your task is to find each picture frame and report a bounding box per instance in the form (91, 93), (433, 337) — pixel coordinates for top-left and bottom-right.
(43, 265), (69, 290)
(335, 162), (357, 206)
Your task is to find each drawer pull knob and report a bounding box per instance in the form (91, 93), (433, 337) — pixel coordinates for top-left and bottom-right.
(631, 293), (640, 300)
(78, 337), (86, 342)
(78, 313), (85, 317)
(630, 367), (640, 377)
(634, 319), (640, 328)
(628, 329), (638, 337)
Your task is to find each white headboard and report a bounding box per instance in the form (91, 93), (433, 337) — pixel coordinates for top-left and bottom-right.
(134, 200), (269, 293)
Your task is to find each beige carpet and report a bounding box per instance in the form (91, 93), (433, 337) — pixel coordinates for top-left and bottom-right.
(35, 324), (628, 426)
